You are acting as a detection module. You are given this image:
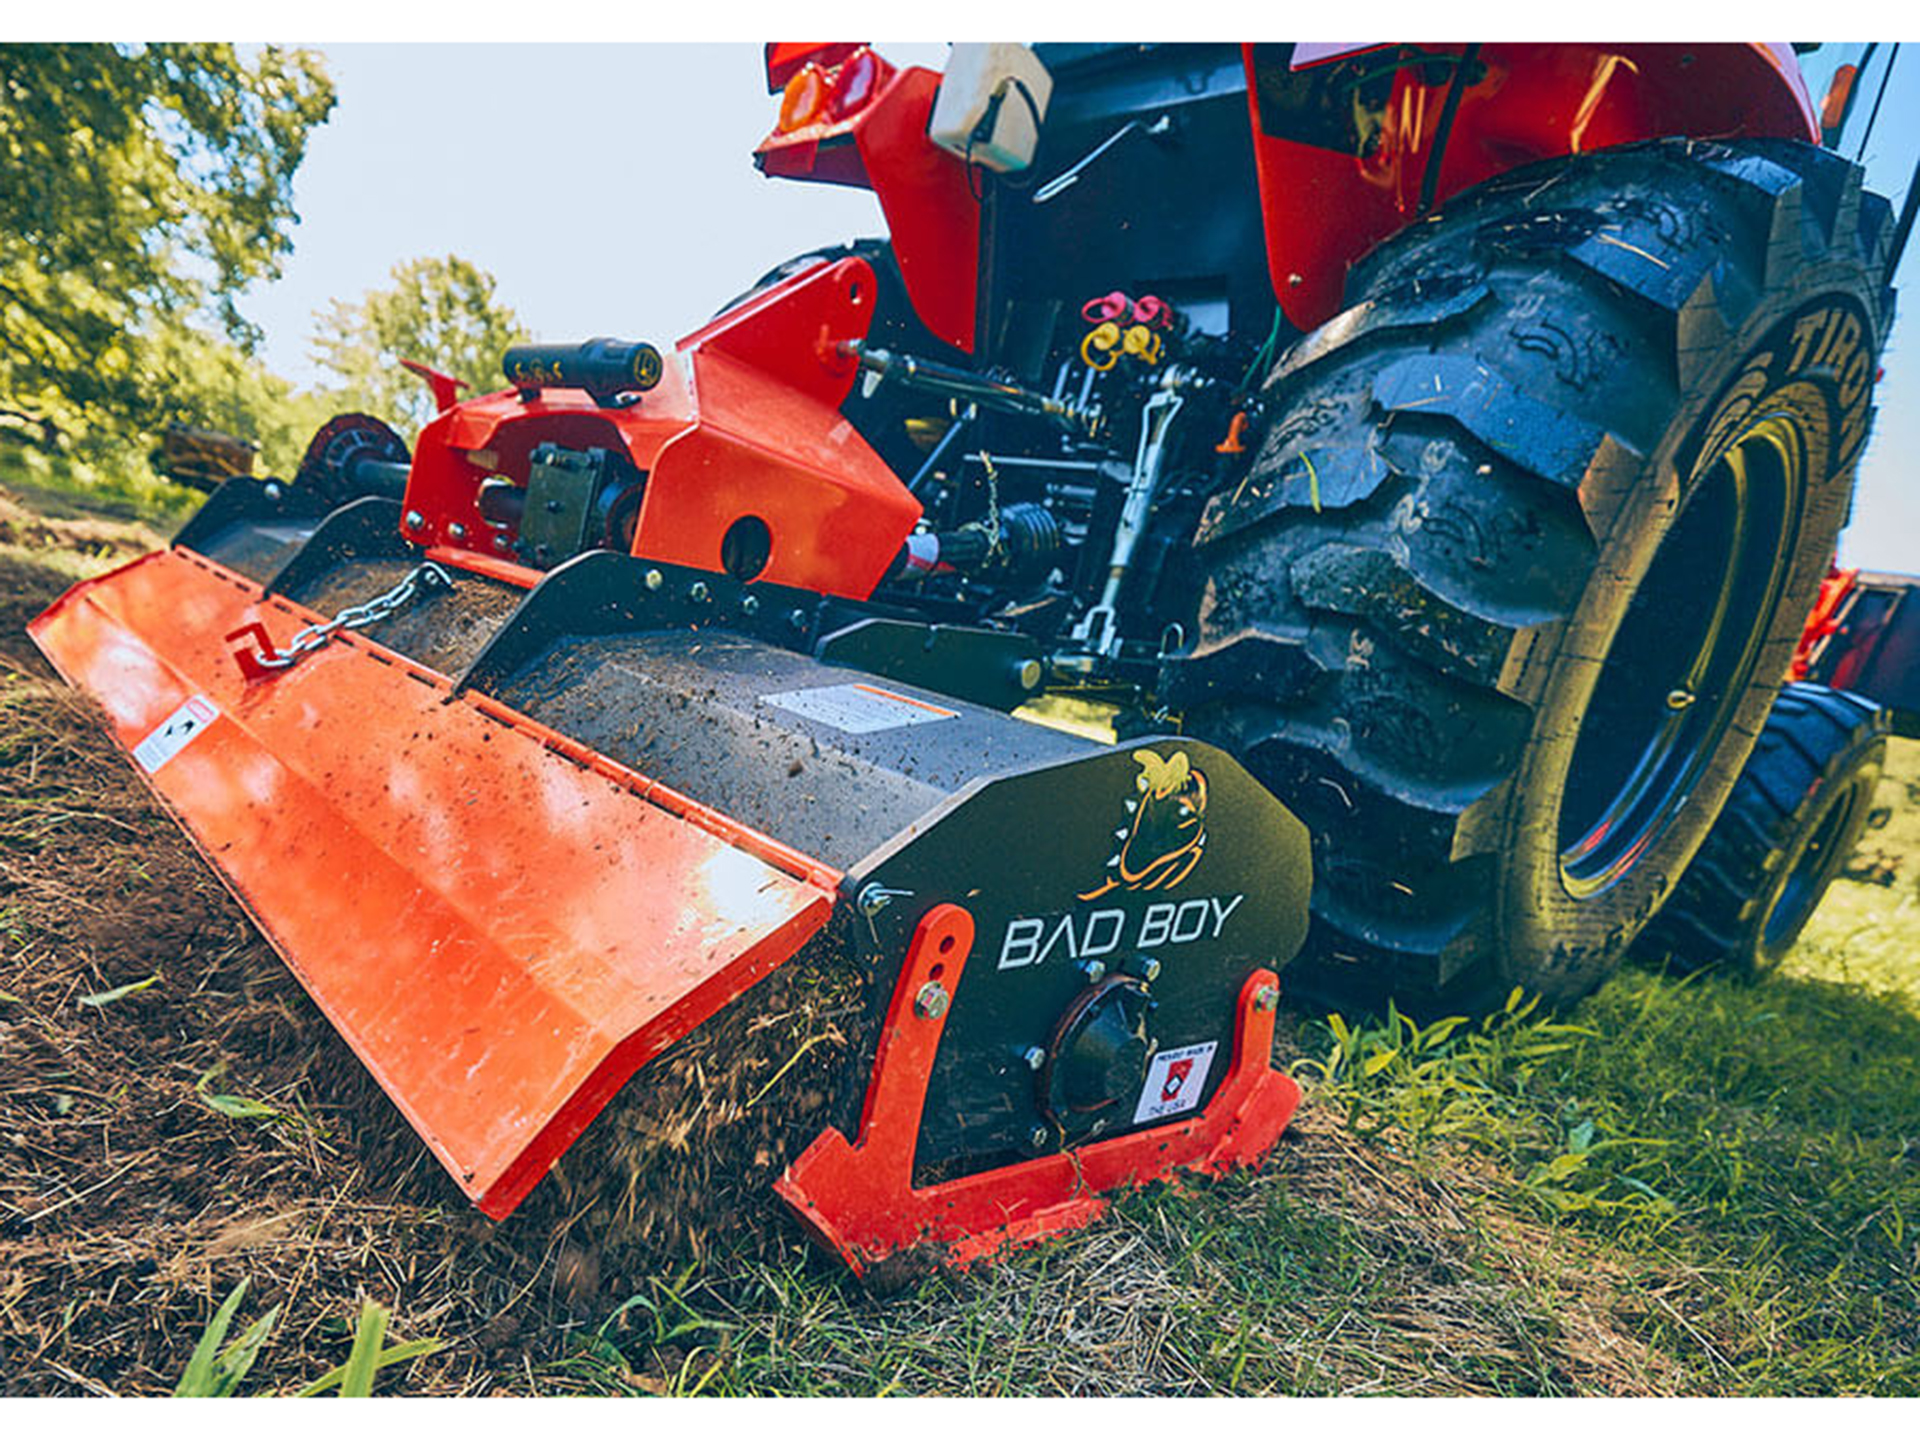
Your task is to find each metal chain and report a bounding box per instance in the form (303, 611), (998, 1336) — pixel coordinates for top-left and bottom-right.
(249, 562), (454, 671)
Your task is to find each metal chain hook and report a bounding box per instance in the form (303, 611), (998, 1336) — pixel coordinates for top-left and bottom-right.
(227, 562), (454, 680)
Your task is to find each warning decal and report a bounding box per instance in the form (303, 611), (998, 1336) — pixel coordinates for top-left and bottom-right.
(764, 683), (959, 735)
(132, 696), (220, 774)
(1133, 1040), (1218, 1125)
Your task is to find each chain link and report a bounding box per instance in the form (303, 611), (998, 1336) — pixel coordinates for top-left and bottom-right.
(249, 562), (454, 672)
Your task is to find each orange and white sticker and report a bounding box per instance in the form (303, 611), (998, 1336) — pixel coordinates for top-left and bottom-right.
(132, 696), (219, 773)
(764, 683), (958, 734)
(1133, 1041), (1217, 1125)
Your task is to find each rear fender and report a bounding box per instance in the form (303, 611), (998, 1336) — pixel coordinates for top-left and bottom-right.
(1248, 42), (1820, 328)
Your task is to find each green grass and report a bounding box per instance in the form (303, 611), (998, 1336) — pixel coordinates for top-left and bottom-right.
(519, 744), (1920, 1396)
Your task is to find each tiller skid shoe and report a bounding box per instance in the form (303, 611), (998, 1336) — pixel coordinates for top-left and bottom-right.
(30, 485), (1311, 1272)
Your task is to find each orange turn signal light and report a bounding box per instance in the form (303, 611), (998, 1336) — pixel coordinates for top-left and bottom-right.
(778, 64), (829, 132)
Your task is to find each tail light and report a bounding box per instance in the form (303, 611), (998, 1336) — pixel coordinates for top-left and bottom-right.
(826, 47), (892, 121)
(777, 64), (830, 133)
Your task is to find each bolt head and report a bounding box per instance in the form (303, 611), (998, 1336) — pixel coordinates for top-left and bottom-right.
(1253, 984), (1280, 1013)
(644, 569), (664, 591)
(1082, 959), (1107, 985)
(914, 981), (950, 1020)
(263, 482), (283, 501)
(790, 608), (809, 631)
(404, 510), (425, 530)
(1137, 956), (1161, 983)
(1023, 1045), (1047, 1071)
(449, 522), (467, 542)
(688, 581), (710, 602)
(740, 594), (760, 616)
(1029, 1126), (1051, 1150)
(1090, 1118), (1108, 1136)
(493, 534), (513, 553)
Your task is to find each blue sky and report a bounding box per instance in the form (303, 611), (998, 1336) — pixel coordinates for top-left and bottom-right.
(241, 42), (1920, 570)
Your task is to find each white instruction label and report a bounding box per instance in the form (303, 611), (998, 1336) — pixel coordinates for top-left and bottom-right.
(132, 696), (220, 774)
(1133, 1040), (1218, 1125)
(764, 683), (959, 734)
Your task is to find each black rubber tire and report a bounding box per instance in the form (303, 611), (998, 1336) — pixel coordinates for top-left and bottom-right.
(1640, 682), (1888, 976)
(1166, 139), (1894, 1016)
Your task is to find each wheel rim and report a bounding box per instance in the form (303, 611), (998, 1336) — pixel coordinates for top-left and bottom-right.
(1557, 415), (1806, 897)
(1760, 767), (1874, 958)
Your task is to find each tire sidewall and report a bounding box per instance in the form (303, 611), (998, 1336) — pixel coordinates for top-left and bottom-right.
(1747, 732), (1886, 973)
(1495, 277), (1877, 1000)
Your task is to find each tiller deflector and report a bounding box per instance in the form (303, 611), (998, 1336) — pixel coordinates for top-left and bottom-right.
(29, 544), (837, 1218)
(30, 491), (1313, 1267)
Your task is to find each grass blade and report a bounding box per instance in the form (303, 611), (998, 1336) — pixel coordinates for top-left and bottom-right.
(174, 1280), (248, 1397)
(339, 1301), (389, 1397)
(78, 973), (159, 1007)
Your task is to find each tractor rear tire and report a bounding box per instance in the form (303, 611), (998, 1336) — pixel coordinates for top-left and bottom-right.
(1640, 683), (1888, 977)
(1169, 139), (1894, 1015)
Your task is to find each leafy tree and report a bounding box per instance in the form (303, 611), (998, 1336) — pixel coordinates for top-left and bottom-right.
(0, 44), (335, 477)
(308, 256), (529, 431)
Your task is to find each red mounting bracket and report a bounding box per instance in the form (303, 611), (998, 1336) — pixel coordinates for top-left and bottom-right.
(224, 621), (290, 683)
(400, 357), (470, 415)
(775, 903), (1302, 1274)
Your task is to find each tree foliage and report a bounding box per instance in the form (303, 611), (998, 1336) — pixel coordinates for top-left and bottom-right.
(0, 43), (335, 497)
(309, 256), (529, 431)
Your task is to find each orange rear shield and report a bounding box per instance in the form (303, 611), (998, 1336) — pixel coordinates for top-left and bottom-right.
(29, 549), (837, 1217)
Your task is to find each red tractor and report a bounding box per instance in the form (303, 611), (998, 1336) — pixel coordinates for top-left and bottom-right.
(30, 42), (1916, 1271)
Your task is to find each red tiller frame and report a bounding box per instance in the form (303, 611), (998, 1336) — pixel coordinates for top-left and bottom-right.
(776, 904), (1302, 1273)
(398, 256), (921, 601)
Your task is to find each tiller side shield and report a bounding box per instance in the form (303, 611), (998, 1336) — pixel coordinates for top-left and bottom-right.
(28, 548), (837, 1218)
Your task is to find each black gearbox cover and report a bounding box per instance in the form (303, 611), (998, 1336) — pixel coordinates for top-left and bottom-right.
(845, 737), (1311, 1173)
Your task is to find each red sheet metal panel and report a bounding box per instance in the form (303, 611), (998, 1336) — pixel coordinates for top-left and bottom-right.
(29, 548), (837, 1218)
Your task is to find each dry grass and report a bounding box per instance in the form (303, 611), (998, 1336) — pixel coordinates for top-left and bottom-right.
(3, 479), (1916, 1395)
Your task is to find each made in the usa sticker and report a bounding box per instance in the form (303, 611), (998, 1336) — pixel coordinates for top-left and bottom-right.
(1133, 1040), (1218, 1124)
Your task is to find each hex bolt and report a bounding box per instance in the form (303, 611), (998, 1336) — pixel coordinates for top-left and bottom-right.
(1253, 984), (1280, 1013)
(688, 580), (710, 602)
(740, 594), (760, 616)
(789, 608), (809, 631)
(449, 523), (467, 541)
(404, 510), (425, 530)
(1082, 959), (1107, 985)
(914, 981), (950, 1020)
(1136, 956), (1162, 982)
(1090, 1118), (1108, 1136)
(1023, 1045), (1047, 1071)
(644, 569), (664, 591)
(492, 534), (513, 554)
(1029, 1126), (1051, 1149)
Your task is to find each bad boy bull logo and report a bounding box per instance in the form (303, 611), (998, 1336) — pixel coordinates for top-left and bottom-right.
(996, 747), (1243, 972)
(1079, 748), (1209, 901)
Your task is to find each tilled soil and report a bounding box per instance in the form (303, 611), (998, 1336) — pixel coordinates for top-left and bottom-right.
(0, 538), (869, 1394)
